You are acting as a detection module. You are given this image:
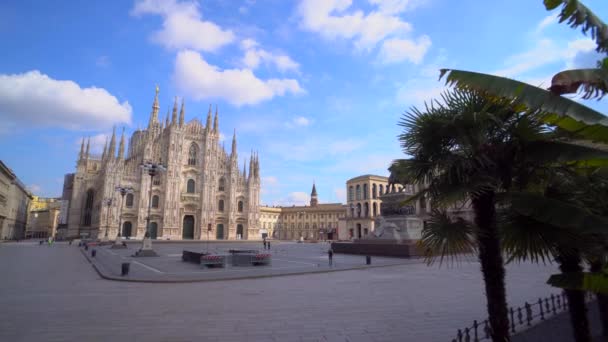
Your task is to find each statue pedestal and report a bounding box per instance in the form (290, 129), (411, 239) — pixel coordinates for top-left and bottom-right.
(111, 237), (127, 249)
(133, 237), (158, 257)
(331, 190), (426, 257)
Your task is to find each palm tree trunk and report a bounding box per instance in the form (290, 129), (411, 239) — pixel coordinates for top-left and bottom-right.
(557, 250), (591, 342)
(472, 191), (510, 342)
(590, 260), (608, 337)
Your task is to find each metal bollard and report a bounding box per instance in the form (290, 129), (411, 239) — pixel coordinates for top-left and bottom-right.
(84, 244), (89, 251)
(91, 249), (96, 258)
(121, 262), (130, 276)
(366, 255), (371, 265)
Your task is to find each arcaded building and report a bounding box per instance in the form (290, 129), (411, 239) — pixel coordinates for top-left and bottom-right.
(64, 88), (261, 240)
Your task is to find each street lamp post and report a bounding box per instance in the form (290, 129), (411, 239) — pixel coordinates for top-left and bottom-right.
(136, 161), (166, 257)
(102, 198), (113, 241)
(112, 185), (134, 249)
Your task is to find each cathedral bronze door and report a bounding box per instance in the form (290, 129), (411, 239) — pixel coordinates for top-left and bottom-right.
(182, 215), (194, 240)
(216, 224), (224, 240)
(149, 222), (158, 239)
(122, 221), (132, 238)
(236, 224), (244, 239)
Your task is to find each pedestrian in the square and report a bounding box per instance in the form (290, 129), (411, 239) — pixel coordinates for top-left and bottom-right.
(267, 241), (271, 250)
(328, 248), (334, 267)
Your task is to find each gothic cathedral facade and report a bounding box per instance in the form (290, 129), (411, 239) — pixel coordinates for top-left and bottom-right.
(64, 88), (261, 240)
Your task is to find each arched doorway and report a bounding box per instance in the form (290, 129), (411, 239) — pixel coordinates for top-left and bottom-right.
(149, 222), (158, 240)
(182, 216), (194, 239)
(236, 224), (244, 239)
(216, 224), (224, 240)
(122, 221), (132, 238)
(356, 223), (362, 238)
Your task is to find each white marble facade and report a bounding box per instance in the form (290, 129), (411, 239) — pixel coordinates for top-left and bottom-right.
(65, 88), (261, 240)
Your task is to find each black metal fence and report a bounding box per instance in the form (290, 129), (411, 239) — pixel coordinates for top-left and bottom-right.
(451, 292), (595, 342)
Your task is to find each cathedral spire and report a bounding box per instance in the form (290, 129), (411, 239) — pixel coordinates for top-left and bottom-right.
(231, 129), (237, 156)
(148, 85), (160, 129)
(243, 159), (247, 177)
(179, 99), (185, 127)
(248, 151), (253, 179)
(118, 127), (125, 160)
(205, 104), (212, 132)
(213, 105), (219, 133)
(164, 107), (170, 128)
(108, 126), (117, 160)
(171, 97), (178, 126)
(79, 137), (85, 160)
(85, 137), (90, 159)
(101, 136), (108, 161)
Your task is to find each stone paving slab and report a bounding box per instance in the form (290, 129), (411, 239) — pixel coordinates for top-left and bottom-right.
(0, 241), (578, 341)
(82, 241), (424, 282)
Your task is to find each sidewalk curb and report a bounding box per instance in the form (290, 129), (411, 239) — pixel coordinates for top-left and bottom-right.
(78, 247), (422, 284)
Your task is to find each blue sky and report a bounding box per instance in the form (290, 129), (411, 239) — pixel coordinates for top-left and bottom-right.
(1, 0), (607, 205)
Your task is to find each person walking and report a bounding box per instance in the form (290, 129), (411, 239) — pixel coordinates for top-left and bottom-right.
(267, 241), (271, 250)
(263, 239), (267, 250)
(328, 247), (334, 267)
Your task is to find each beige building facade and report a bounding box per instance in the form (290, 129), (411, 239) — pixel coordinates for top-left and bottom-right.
(64, 88), (261, 241)
(260, 184), (346, 240)
(25, 197), (62, 239)
(0, 161), (33, 240)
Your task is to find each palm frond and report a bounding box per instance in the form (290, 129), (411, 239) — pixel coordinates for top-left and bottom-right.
(500, 211), (559, 264)
(439, 69), (608, 142)
(419, 209), (476, 266)
(549, 68), (608, 99)
(524, 140), (608, 165)
(509, 191), (608, 234)
(548, 272), (608, 294)
(544, 0), (608, 53)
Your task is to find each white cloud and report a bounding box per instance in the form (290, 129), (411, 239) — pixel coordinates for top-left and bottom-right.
(263, 176), (279, 187)
(297, 0), (430, 63)
(369, 0), (426, 14)
(132, 0), (235, 52)
(535, 13), (558, 34)
(0, 70), (131, 130)
(96, 56), (111, 68)
(240, 39), (300, 73)
(328, 139), (366, 154)
(334, 187), (346, 202)
(174, 50), (304, 106)
(328, 154), (394, 174)
(395, 80), (445, 108)
(82, 133), (110, 155)
(285, 116), (312, 128)
(28, 184), (42, 194)
(494, 38), (596, 78)
(378, 35), (431, 64)
(286, 191), (309, 205)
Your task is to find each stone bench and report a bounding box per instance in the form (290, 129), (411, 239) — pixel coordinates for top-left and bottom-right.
(182, 250), (208, 263)
(200, 255), (227, 268)
(251, 253), (271, 266)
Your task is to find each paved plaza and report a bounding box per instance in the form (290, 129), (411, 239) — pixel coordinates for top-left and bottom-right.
(85, 241), (417, 282)
(0, 241), (563, 341)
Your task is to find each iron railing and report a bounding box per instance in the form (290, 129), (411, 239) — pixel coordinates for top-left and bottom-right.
(451, 292), (595, 342)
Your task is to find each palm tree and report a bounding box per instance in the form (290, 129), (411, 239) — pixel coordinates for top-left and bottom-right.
(396, 88), (608, 341)
(502, 170), (607, 342)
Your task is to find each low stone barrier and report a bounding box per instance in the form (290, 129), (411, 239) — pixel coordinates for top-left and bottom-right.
(331, 241), (422, 257)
